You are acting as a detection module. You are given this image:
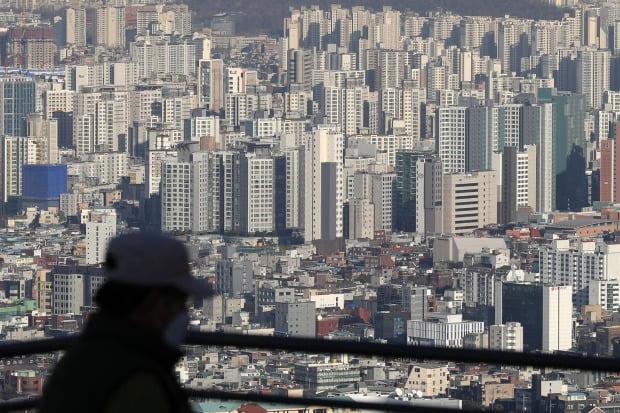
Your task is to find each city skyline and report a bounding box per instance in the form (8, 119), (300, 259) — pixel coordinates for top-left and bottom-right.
(0, 0), (618, 412)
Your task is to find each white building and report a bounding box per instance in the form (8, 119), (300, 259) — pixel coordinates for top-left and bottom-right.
(347, 198), (375, 240)
(146, 150), (177, 195)
(65, 7), (86, 47)
(324, 84), (368, 136)
(52, 272), (105, 315)
(489, 322), (523, 352)
(589, 280), (620, 312)
(85, 212), (117, 265)
(239, 153), (274, 234)
(43, 89), (74, 119)
(84, 152), (128, 185)
(577, 49), (610, 109)
(302, 126), (344, 242)
(543, 285), (573, 352)
(130, 34), (197, 78)
(52, 273), (85, 315)
(309, 293), (345, 310)
(96, 5), (125, 49)
(73, 89), (129, 154)
(407, 314), (484, 348)
(540, 239), (620, 308)
(459, 267), (497, 307)
(160, 150), (221, 233)
(436, 106), (467, 174)
(283, 148), (301, 229)
(349, 134), (414, 167)
(1, 136), (37, 201)
(224, 94), (251, 127)
(402, 87), (423, 139)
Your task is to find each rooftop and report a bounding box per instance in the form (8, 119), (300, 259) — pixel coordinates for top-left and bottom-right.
(546, 218), (615, 230)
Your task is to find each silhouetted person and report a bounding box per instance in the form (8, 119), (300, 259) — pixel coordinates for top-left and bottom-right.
(40, 232), (212, 413)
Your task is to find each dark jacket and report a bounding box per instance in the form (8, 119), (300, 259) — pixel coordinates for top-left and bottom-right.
(39, 312), (193, 413)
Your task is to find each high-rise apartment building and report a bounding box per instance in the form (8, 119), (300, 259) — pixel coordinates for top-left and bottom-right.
(0, 77), (36, 137)
(402, 86), (423, 139)
(0, 136), (37, 202)
(377, 50), (410, 90)
(393, 151), (442, 235)
(589, 280), (620, 312)
(501, 145), (537, 223)
(349, 171), (394, 232)
(542, 285), (573, 352)
(599, 126), (620, 203)
(239, 152), (275, 234)
(577, 49), (610, 109)
(73, 89), (129, 154)
(160, 149), (221, 233)
(537, 88), (586, 211)
(323, 83), (368, 136)
(96, 6), (126, 49)
(130, 35), (197, 78)
(85, 212), (117, 265)
(540, 239), (620, 309)
(377, 6), (401, 49)
(4, 27), (57, 69)
(345, 198), (375, 240)
(436, 106), (467, 174)
(198, 59), (224, 111)
(302, 127), (344, 243)
(135, 4), (192, 36)
(26, 113), (59, 165)
(65, 7), (86, 47)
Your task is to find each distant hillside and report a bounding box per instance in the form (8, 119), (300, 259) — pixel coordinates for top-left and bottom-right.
(190, 0), (569, 35)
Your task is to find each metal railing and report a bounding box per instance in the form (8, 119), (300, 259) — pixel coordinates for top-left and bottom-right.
(0, 332), (617, 412)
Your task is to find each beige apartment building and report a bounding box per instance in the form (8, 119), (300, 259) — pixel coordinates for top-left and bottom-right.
(404, 363), (449, 397)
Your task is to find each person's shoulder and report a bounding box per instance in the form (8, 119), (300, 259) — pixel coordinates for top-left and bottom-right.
(103, 373), (173, 413)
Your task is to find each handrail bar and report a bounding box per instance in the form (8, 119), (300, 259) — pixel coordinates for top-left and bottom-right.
(0, 332), (617, 373)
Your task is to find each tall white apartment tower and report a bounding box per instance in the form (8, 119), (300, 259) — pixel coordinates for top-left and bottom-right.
(85, 213), (117, 265)
(302, 126), (344, 242)
(284, 148), (301, 229)
(1, 136), (37, 201)
(402, 87), (423, 139)
(436, 106), (467, 174)
(377, 6), (401, 50)
(577, 49), (610, 109)
(160, 151), (221, 233)
(542, 285), (573, 352)
(239, 153), (275, 234)
(66, 7), (87, 47)
(324, 84), (367, 136)
(96, 6), (126, 49)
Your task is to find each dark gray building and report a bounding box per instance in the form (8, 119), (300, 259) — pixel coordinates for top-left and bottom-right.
(216, 259), (254, 297)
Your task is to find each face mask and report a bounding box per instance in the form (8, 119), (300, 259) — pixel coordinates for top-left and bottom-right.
(163, 310), (189, 349)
